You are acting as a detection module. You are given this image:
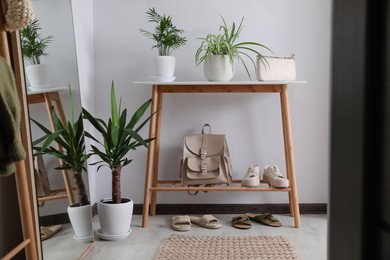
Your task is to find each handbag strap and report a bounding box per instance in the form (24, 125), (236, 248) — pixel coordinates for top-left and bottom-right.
(187, 184), (215, 196)
(201, 123), (212, 134)
(200, 125), (211, 175)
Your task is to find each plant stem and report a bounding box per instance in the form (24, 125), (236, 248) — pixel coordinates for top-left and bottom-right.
(112, 167), (122, 203)
(73, 171), (89, 206)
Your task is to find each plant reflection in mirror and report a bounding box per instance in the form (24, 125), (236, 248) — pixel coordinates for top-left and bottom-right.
(20, 18), (54, 65)
(32, 86), (90, 206)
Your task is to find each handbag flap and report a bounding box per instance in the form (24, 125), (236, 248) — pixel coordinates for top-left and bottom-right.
(185, 134), (225, 156)
(187, 157), (221, 172)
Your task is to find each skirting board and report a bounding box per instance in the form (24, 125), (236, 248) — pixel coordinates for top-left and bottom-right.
(39, 203), (327, 226)
(133, 203), (327, 215)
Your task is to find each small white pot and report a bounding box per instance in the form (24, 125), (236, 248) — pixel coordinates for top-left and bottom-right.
(151, 56), (176, 77)
(203, 55), (235, 82)
(25, 64), (52, 86)
(67, 203), (93, 243)
(97, 198), (133, 240)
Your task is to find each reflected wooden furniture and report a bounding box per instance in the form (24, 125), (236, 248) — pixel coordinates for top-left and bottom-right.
(0, 13), (40, 260)
(134, 81), (306, 229)
(27, 88), (75, 204)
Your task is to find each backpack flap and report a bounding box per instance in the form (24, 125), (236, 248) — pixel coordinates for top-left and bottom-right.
(184, 134), (225, 157)
(186, 156), (221, 180)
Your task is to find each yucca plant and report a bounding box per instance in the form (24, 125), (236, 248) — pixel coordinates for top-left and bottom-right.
(195, 16), (272, 80)
(20, 19), (53, 65)
(82, 81), (154, 204)
(32, 86), (90, 206)
(140, 7), (187, 56)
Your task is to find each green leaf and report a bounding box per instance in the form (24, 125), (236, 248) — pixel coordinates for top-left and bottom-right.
(111, 81), (119, 126)
(82, 108), (106, 135)
(127, 99), (152, 129)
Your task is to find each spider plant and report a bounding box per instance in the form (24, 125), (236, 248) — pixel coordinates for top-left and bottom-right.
(32, 86), (90, 206)
(82, 81), (155, 204)
(195, 16), (272, 80)
(140, 7), (187, 56)
(20, 19), (53, 65)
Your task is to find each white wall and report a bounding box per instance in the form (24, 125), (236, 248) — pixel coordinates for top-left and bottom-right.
(88, 0), (331, 205)
(71, 0), (95, 204)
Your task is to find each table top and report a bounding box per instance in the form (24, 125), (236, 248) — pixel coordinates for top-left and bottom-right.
(133, 80), (307, 85)
(27, 86), (70, 95)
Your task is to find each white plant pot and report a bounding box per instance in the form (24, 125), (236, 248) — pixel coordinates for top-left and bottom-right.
(97, 198), (133, 241)
(67, 203), (93, 243)
(203, 55), (235, 82)
(151, 56), (176, 79)
(24, 64), (52, 87)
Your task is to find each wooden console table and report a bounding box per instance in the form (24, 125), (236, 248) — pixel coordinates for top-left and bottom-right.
(27, 87), (75, 204)
(134, 81), (306, 228)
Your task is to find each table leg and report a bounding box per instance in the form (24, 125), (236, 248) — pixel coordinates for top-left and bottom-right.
(44, 93), (75, 205)
(280, 85), (301, 228)
(150, 91), (163, 216)
(142, 85), (158, 227)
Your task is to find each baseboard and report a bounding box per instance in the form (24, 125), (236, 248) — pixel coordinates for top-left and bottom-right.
(39, 212), (70, 226)
(39, 203), (97, 227)
(133, 203), (327, 215)
(39, 203), (327, 226)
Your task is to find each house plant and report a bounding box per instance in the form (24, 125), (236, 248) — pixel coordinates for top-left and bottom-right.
(20, 18), (54, 87)
(140, 7), (187, 81)
(32, 86), (93, 243)
(82, 81), (154, 240)
(195, 16), (272, 81)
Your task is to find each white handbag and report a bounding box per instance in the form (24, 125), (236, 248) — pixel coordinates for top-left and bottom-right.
(256, 54), (296, 81)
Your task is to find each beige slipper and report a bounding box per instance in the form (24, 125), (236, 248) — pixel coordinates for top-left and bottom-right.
(40, 225), (62, 241)
(171, 215), (191, 231)
(190, 215), (222, 229)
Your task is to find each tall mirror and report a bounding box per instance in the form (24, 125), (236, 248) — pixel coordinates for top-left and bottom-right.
(21, 0), (93, 258)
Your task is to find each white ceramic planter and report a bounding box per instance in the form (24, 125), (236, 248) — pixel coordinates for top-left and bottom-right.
(151, 56), (176, 80)
(97, 198), (133, 240)
(25, 64), (52, 87)
(203, 55), (235, 82)
(67, 203), (93, 243)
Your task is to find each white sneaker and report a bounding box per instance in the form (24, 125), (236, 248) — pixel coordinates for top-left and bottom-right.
(262, 165), (289, 188)
(241, 164), (260, 187)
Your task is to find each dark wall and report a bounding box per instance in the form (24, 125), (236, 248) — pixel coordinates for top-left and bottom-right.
(330, 0), (390, 259)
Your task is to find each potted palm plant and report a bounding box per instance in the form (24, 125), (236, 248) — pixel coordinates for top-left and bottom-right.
(195, 16), (272, 81)
(140, 7), (187, 82)
(32, 86), (93, 243)
(82, 81), (154, 240)
(20, 18), (54, 88)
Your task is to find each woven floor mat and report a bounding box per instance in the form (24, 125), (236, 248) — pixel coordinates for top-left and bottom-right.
(155, 234), (299, 260)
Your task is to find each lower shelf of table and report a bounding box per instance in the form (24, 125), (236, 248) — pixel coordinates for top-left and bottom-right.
(149, 180), (292, 192)
(37, 187), (75, 202)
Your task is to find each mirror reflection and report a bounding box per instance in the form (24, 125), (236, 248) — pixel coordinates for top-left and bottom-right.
(21, 0), (93, 258)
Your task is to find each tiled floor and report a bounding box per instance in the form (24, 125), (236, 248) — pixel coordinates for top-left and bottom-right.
(43, 214), (327, 260)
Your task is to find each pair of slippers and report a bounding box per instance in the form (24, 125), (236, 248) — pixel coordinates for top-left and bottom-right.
(171, 214), (222, 231)
(232, 213), (282, 229)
